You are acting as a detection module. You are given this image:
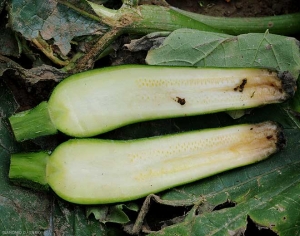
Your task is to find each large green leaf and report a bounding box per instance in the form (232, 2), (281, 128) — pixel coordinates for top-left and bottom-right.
(146, 29), (300, 78)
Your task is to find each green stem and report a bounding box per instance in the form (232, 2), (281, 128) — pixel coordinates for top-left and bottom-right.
(110, 4), (300, 35)
(32, 38), (69, 66)
(122, 5), (225, 34)
(88, 2), (117, 19)
(171, 7), (300, 36)
(9, 102), (57, 142)
(58, 0), (102, 22)
(71, 28), (124, 73)
(9, 152), (50, 191)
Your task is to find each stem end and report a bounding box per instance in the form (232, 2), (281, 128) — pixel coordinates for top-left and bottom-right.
(9, 101), (58, 142)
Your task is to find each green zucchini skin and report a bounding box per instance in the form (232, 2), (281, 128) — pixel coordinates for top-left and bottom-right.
(9, 65), (296, 141)
(42, 121), (283, 205)
(48, 65), (295, 138)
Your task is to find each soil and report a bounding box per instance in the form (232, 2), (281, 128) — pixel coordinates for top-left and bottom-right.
(167, 0), (300, 16)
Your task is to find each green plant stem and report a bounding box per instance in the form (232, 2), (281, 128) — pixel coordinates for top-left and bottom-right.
(171, 7), (300, 36)
(9, 102), (57, 141)
(71, 28), (124, 73)
(9, 152), (50, 191)
(113, 4), (300, 35)
(58, 0), (102, 22)
(32, 38), (69, 66)
(119, 5), (225, 34)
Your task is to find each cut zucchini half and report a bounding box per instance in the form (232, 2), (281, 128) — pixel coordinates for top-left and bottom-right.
(9, 121), (285, 205)
(9, 65), (296, 141)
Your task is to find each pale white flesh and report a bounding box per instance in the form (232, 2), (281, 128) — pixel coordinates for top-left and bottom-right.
(46, 121), (281, 204)
(48, 66), (287, 137)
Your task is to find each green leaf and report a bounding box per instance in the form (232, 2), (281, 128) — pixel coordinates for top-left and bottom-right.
(290, 78), (300, 112)
(86, 203), (139, 224)
(9, 0), (107, 55)
(52, 199), (108, 235)
(146, 29), (300, 78)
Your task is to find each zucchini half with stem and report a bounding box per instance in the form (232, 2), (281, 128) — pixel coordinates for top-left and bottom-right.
(9, 121), (285, 205)
(9, 65), (296, 141)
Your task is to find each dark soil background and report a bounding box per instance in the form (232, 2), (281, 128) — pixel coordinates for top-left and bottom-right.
(168, 0), (300, 16)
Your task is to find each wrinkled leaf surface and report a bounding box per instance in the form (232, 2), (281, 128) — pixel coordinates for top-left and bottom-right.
(146, 29), (300, 78)
(9, 0), (107, 55)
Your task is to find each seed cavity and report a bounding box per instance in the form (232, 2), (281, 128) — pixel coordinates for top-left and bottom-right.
(234, 79), (247, 92)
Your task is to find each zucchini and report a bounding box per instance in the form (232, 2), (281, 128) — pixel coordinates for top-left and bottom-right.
(9, 65), (296, 141)
(9, 121), (285, 205)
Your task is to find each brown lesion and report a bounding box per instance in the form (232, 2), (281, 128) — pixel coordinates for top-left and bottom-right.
(175, 97), (186, 105)
(234, 78), (247, 92)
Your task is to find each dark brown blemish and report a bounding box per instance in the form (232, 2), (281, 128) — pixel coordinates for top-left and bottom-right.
(176, 97), (186, 105)
(265, 44), (272, 50)
(268, 21), (274, 28)
(266, 135), (273, 140)
(234, 79), (247, 92)
(278, 71), (297, 99)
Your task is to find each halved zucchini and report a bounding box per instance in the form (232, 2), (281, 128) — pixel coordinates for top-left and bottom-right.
(9, 121), (285, 204)
(9, 65), (296, 141)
